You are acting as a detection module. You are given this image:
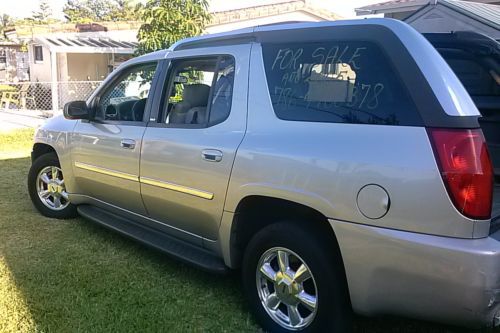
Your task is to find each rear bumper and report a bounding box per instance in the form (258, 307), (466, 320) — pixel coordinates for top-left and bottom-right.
(330, 220), (500, 328)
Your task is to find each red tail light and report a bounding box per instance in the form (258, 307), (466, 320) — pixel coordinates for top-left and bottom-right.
(428, 128), (493, 220)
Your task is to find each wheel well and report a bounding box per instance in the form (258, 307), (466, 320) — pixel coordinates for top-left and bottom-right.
(231, 196), (343, 269)
(31, 143), (56, 162)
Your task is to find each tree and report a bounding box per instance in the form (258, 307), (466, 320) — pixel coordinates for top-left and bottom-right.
(0, 14), (13, 39)
(109, 0), (143, 21)
(63, 0), (94, 23)
(32, 0), (53, 23)
(63, 0), (140, 23)
(136, 0), (210, 55)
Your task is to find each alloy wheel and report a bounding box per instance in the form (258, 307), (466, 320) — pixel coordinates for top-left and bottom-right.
(36, 166), (70, 211)
(256, 247), (318, 331)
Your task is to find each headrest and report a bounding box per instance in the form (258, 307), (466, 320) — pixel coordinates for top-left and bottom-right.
(182, 84), (210, 108)
(132, 98), (147, 120)
(132, 98), (147, 111)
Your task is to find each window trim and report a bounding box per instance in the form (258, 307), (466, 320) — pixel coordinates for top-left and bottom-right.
(150, 54), (236, 129)
(88, 60), (160, 126)
(34, 45), (44, 63)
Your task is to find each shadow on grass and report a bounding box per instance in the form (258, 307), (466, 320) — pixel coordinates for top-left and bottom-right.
(0, 157), (495, 332)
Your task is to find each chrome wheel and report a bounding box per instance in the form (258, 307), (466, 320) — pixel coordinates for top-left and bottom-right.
(256, 247), (318, 331)
(36, 166), (69, 211)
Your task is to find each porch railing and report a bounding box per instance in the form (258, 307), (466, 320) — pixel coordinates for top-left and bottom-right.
(0, 81), (102, 116)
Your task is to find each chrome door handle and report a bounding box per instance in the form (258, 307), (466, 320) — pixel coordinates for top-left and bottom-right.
(120, 139), (136, 149)
(202, 149), (223, 162)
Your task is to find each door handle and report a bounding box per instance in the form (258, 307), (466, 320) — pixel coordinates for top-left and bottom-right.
(202, 149), (223, 162)
(120, 139), (136, 149)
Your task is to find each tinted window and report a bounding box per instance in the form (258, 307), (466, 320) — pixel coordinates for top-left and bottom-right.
(438, 50), (500, 97)
(209, 57), (235, 125)
(163, 56), (234, 127)
(262, 41), (420, 125)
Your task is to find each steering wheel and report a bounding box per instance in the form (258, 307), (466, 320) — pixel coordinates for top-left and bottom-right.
(105, 104), (118, 120)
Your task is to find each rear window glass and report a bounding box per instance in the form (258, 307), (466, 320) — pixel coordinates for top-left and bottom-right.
(262, 41), (420, 125)
(444, 56), (500, 97)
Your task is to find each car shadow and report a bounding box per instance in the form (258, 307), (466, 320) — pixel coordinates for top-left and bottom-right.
(0, 156), (495, 332)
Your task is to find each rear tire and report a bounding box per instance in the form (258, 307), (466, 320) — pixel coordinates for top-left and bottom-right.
(242, 222), (352, 332)
(28, 152), (77, 219)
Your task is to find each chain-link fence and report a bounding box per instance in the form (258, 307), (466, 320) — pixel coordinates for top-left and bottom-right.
(0, 81), (102, 116)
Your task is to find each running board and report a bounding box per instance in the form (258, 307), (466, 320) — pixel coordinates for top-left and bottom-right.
(77, 205), (228, 273)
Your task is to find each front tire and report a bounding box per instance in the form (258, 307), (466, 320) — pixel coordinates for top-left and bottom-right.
(242, 222), (352, 332)
(28, 152), (77, 219)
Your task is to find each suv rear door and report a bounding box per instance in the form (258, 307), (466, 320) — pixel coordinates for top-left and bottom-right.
(139, 45), (250, 242)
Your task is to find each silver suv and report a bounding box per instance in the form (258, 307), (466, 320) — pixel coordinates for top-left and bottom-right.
(28, 19), (500, 332)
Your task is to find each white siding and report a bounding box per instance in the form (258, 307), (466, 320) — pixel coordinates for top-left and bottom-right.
(29, 44), (52, 82)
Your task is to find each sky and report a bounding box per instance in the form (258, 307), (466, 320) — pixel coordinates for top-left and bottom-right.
(0, 0), (382, 20)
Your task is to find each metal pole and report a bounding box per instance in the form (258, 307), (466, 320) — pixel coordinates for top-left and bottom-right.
(50, 50), (58, 114)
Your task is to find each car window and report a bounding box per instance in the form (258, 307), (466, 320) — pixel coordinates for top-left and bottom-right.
(163, 56), (234, 126)
(96, 62), (157, 122)
(262, 41), (420, 125)
(438, 51), (500, 97)
(209, 57), (235, 126)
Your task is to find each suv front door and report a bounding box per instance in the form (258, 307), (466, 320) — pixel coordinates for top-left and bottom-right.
(140, 45), (250, 243)
(71, 62), (159, 214)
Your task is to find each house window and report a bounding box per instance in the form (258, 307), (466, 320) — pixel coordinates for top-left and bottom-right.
(34, 45), (43, 62)
(0, 49), (6, 70)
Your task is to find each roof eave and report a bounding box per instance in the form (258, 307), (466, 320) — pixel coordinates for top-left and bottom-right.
(50, 46), (135, 54)
(355, 0), (430, 16)
(356, 4), (426, 15)
(439, 0), (500, 31)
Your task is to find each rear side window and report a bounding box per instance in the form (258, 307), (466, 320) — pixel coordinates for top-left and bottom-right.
(262, 41), (420, 125)
(162, 56), (234, 127)
(442, 54), (500, 97)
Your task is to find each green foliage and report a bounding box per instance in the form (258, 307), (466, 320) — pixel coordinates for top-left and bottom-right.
(63, 0), (94, 23)
(63, 0), (141, 23)
(109, 0), (144, 21)
(136, 0), (210, 55)
(0, 14), (13, 39)
(32, 0), (53, 23)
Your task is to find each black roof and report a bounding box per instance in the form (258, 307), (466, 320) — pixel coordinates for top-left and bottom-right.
(424, 31), (500, 57)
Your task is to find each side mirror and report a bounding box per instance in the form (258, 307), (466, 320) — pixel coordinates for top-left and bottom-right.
(63, 100), (89, 120)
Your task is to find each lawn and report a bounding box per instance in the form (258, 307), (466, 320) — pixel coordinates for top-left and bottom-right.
(0, 128), (494, 332)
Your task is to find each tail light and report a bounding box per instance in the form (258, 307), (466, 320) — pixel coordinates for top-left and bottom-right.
(428, 128), (493, 220)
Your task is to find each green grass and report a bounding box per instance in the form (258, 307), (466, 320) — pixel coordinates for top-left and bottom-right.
(0, 128), (35, 159)
(0, 130), (495, 332)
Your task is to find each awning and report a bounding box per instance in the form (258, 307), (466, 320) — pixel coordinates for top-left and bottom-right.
(33, 35), (137, 54)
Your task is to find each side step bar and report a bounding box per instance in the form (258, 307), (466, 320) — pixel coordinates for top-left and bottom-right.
(77, 205), (228, 273)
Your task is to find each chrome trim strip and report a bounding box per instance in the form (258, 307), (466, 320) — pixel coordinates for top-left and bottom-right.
(74, 162), (213, 199)
(74, 162), (139, 182)
(140, 176), (214, 200)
